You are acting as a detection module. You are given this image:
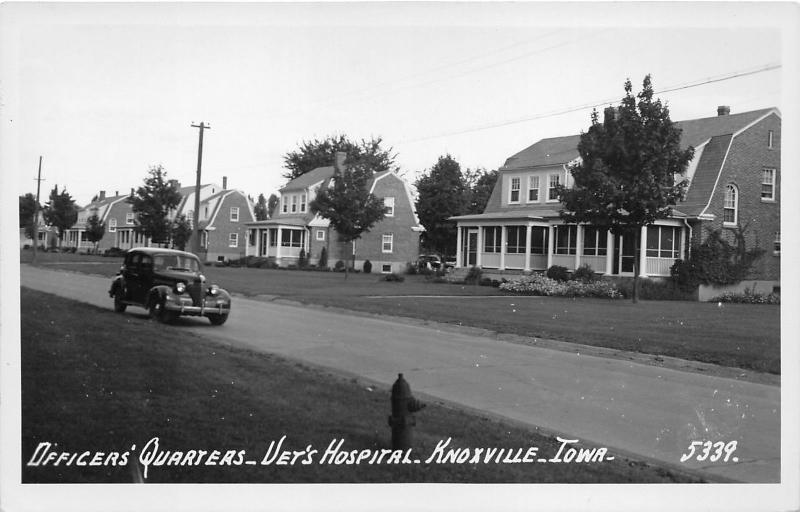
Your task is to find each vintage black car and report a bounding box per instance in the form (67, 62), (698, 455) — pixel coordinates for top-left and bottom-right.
(108, 247), (231, 325)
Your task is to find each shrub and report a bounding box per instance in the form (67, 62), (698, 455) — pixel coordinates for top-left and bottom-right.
(499, 273), (622, 299)
(405, 262), (418, 275)
(298, 249), (307, 268)
(713, 290), (780, 305)
(614, 278), (696, 301)
(383, 272), (405, 282)
(571, 264), (596, 283)
(334, 260), (346, 272)
(318, 247), (328, 268)
(363, 259), (372, 274)
(546, 265), (569, 282)
(464, 266), (482, 285)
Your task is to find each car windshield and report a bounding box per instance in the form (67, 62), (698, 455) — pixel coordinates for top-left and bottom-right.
(153, 254), (200, 272)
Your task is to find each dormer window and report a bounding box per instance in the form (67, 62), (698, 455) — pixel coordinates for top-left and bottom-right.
(528, 176), (540, 202)
(509, 177), (520, 203)
(282, 196), (288, 214)
(300, 194), (307, 213)
(547, 174), (560, 202)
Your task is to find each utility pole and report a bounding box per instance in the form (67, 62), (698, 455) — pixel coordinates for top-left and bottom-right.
(190, 122), (210, 256)
(32, 156), (44, 264)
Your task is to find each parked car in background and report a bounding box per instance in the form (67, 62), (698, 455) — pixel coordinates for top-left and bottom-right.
(108, 247), (231, 325)
(417, 254), (442, 271)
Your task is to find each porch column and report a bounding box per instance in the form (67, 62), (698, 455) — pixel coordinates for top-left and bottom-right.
(455, 226), (463, 268)
(605, 230), (613, 275)
(546, 225), (554, 269)
(574, 225), (583, 270)
(524, 224), (532, 272)
(476, 226), (483, 267)
(500, 226), (507, 270)
(639, 225), (648, 278)
(276, 227), (282, 263)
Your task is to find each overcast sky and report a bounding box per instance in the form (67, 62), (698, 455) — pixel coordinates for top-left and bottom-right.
(3, 3), (795, 207)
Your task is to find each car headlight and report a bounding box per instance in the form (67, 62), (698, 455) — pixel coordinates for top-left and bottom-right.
(208, 284), (219, 296)
(175, 282), (186, 294)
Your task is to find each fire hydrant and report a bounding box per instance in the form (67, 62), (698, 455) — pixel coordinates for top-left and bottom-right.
(388, 373), (426, 450)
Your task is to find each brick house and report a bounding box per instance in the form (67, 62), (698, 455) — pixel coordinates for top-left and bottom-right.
(451, 106), (780, 297)
(191, 184), (256, 263)
(246, 153), (424, 273)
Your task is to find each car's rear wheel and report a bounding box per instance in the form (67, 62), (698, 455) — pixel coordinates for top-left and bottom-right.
(208, 313), (228, 326)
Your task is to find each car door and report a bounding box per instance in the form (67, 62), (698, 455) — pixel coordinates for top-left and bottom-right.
(122, 253), (143, 302)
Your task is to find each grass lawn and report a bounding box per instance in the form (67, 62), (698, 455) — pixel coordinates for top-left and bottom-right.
(20, 288), (703, 483)
(20, 250), (780, 374)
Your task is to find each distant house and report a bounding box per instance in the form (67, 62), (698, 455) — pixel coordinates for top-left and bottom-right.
(191, 182), (257, 263)
(246, 153), (424, 273)
(64, 190), (129, 251)
(19, 212), (59, 249)
(451, 106), (780, 296)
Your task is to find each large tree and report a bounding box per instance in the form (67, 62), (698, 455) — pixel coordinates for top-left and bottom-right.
(171, 215), (193, 251)
(465, 168), (498, 215)
(558, 75), (693, 302)
(253, 193), (269, 221)
(128, 165), (182, 246)
(267, 193), (279, 219)
(283, 134), (397, 180)
(414, 155), (469, 256)
(85, 213), (106, 253)
(43, 185), (78, 248)
(19, 193), (38, 240)
(310, 158), (386, 278)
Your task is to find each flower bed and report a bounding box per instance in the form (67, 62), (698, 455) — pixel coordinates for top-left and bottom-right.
(712, 290), (780, 305)
(499, 273), (622, 299)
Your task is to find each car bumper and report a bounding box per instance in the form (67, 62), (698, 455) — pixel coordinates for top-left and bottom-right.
(165, 298), (230, 316)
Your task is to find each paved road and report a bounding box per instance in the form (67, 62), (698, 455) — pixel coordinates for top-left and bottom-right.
(20, 265), (780, 482)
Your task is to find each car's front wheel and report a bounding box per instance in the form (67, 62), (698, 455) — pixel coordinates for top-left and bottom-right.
(208, 313), (228, 326)
(148, 295), (176, 324)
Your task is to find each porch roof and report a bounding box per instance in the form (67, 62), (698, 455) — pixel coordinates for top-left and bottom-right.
(245, 217), (309, 228)
(450, 209), (561, 222)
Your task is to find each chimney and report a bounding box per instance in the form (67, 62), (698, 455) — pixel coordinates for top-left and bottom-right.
(99, 190), (106, 200)
(130, 188), (134, 196)
(168, 179), (180, 189)
(334, 152), (347, 172)
(603, 106), (619, 123)
(717, 105), (731, 116)
(223, 176), (228, 190)
(115, 191), (118, 197)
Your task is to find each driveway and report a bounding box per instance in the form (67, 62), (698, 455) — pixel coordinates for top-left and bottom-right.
(19, 265), (780, 482)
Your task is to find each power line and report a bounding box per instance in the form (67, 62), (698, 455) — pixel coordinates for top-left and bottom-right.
(400, 63), (782, 143)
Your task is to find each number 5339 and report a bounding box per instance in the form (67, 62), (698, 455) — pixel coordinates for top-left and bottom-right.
(680, 440), (738, 463)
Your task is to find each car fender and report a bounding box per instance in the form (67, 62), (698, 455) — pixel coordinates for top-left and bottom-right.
(214, 288), (232, 302)
(109, 275), (124, 296)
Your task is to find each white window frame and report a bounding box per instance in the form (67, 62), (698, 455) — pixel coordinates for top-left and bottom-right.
(282, 196), (288, 214)
(509, 177), (521, 204)
(291, 195), (298, 213)
(381, 264), (392, 273)
(382, 234), (394, 253)
(108, 218), (117, 232)
(528, 176), (540, 202)
(774, 232), (780, 256)
(229, 233), (239, 247)
(316, 229), (325, 241)
(125, 213), (135, 225)
(547, 174), (561, 202)
(761, 168), (776, 202)
(723, 184), (738, 226)
(230, 207), (240, 222)
(300, 194), (307, 213)
(384, 196), (395, 217)
(768, 130), (774, 149)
